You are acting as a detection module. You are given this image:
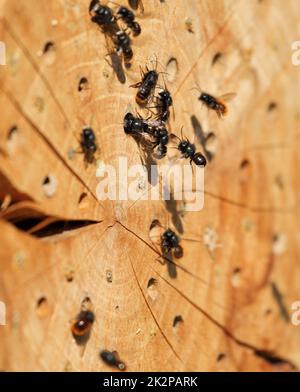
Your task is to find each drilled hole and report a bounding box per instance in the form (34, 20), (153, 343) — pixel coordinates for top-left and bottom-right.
(147, 278), (157, 288)
(43, 41), (54, 54)
(42, 41), (56, 65)
(149, 219), (162, 244)
(42, 175), (58, 198)
(128, 0), (139, 10)
(78, 192), (89, 209)
(172, 315), (183, 327)
(231, 267), (241, 287)
(217, 353), (226, 362)
(267, 101), (277, 112)
(166, 57), (178, 83)
(272, 233), (287, 255)
(212, 52), (223, 66)
(78, 77), (89, 92)
(265, 308), (272, 316)
(36, 297), (50, 318)
(7, 125), (18, 140)
(240, 159), (250, 170)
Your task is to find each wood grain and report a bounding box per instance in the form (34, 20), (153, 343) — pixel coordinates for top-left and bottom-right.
(0, 0), (300, 371)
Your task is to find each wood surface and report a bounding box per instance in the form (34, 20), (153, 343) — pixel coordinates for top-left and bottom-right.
(0, 0), (300, 371)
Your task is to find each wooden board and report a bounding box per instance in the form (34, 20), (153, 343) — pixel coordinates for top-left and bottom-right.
(0, 0), (300, 371)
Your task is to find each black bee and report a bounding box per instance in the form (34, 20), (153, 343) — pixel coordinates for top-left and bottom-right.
(114, 30), (133, 64)
(177, 137), (207, 167)
(156, 89), (173, 122)
(161, 228), (183, 258)
(89, 1), (115, 27)
(197, 91), (236, 118)
(80, 127), (97, 164)
(131, 67), (159, 105)
(71, 310), (95, 344)
(117, 6), (141, 36)
(100, 350), (126, 371)
(149, 125), (169, 158)
(123, 112), (148, 134)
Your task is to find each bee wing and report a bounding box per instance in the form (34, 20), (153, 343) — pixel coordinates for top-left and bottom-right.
(104, 32), (116, 56)
(217, 92), (236, 102)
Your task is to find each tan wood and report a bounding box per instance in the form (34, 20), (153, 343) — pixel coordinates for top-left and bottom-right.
(0, 0), (300, 371)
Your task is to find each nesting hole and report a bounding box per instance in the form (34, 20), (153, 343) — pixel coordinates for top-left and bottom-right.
(78, 77), (89, 92)
(36, 297), (50, 318)
(78, 192), (89, 209)
(42, 175), (58, 198)
(149, 219), (162, 243)
(128, 0), (139, 10)
(240, 159), (250, 170)
(272, 233), (287, 255)
(147, 278), (157, 288)
(172, 315), (183, 328)
(267, 101), (278, 112)
(166, 57), (178, 83)
(217, 353), (226, 362)
(7, 125), (18, 141)
(42, 41), (56, 65)
(147, 277), (158, 301)
(43, 41), (54, 54)
(81, 296), (92, 310)
(106, 270), (113, 283)
(211, 52), (223, 66)
(231, 267), (241, 287)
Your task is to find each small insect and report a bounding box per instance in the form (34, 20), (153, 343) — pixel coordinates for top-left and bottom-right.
(197, 90), (236, 118)
(149, 124), (169, 158)
(117, 6), (141, 36)
(89, 1), (115, 27)
(177, 137), (207, 167)
(114, 30), (133, 64)
(71, 310), (95, 344)
(80, 127), (97, 164)
(161, 228), (183, 258)
(100, 350), (126, 371)
(156, 89), (173, 122)
(123, 112), (148, 134)
(131, 66), (159, 105)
